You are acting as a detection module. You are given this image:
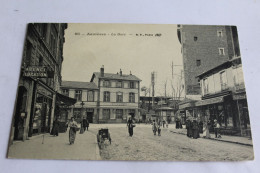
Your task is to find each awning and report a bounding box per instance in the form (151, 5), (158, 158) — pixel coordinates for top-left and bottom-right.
(156, 107), (174, 111)
(195, 96), (225, 107)
(179, 102), (195, 109)
(56, 92), (77, 106)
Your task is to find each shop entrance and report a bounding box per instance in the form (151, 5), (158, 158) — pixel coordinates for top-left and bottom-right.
(87, 112), (93, 123)
(14, 86), (28, 140)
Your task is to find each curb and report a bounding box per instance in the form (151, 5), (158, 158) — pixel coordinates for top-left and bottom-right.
(88, 131), (102, 160)
(169, 130), (253, 147)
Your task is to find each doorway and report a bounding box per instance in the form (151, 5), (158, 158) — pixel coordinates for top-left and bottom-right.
(14, 86), (28, 140)
(87, 112), (93, 123)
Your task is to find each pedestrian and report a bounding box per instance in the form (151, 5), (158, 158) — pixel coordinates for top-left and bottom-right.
(68, 117), (79, 145)
(51, 117), (60, 136)
(152, 120), (157, 135)
(186, 119), (191, 137)
(162, 120), (165, 128)
(166, 120), (168, 128)
(175, 118), (180, 129)
(203, 119), (211, 138)
(199, 121), (203, 133)
(157, 120), (161, 136)
(127, 117), (135, 137)
(214, 119), (221, 138)
(192, 119), (199, 139)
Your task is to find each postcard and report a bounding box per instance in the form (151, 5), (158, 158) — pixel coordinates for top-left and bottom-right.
(6, 23), (254, 161)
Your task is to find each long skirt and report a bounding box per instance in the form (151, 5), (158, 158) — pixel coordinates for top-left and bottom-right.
(69, 128), (76, 144)
(128, 127), (133, 136)
(192, 129), (199, 139)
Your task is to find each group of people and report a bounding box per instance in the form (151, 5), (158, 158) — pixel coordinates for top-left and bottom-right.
(185, 119), (203, 139)
(50, 117), (90, 145)
(186, 118), (221, 139)
(152, 120), (162, 136)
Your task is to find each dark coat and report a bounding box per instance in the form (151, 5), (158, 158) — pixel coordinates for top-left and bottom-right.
(51, 120), (60, 136)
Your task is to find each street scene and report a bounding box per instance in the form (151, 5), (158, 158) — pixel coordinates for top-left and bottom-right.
(7, 23), (254, 161)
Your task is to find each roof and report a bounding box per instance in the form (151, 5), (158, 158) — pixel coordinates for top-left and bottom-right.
(91, 72), (141, 81)
(196, 57), (241, 79)
(61, 81), (98, 89)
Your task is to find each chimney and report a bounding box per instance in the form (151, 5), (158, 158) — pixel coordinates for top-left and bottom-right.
(120, 69), (122, 76)
(100, 65), (104, 77)
(130, 71), (132, 75)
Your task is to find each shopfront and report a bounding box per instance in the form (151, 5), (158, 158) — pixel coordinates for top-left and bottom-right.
(32, 84), (53, 134)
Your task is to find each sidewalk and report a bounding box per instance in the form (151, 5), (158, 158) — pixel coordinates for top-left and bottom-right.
(168, 126), (253, 146)
(7, 130), (101, 160)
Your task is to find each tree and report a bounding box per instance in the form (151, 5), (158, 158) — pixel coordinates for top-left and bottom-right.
(170, 61), (184, 109)
(141, 86), (149, 96)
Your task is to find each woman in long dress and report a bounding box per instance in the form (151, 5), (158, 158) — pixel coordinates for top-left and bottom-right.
(152, 120), (157, 135)
(68, 117), (78, 144)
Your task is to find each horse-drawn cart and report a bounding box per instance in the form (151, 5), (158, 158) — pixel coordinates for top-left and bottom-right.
(97, 128), (111, 148)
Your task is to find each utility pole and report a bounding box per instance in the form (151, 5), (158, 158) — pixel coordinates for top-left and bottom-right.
(151, 72), (155, 109)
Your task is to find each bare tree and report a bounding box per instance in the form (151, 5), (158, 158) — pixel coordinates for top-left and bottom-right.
(170, 61), (184, 108)
(141, 86), (149, 96)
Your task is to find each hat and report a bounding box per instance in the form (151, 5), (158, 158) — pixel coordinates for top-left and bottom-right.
(214, 119), (217, 122)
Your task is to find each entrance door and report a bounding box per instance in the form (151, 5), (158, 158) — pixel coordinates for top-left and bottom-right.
(87, 112), (93, 123)
(14, 87), (27, 140)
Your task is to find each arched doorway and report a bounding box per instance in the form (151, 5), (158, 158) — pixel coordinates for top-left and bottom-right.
(14, 86), (28, 140)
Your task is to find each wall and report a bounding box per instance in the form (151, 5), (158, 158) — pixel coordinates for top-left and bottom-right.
(180, 25), (236, 95)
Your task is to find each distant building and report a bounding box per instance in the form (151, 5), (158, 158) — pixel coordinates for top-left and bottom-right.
(90, 66), (141, 123)
(196, 57), (250, 136)
(60, 81), (99, 123)
(10, 23), (68, 143)
(177, 25), (240, 98)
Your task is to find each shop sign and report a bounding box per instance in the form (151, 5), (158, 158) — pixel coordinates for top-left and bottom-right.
(23, 66), (53, 78)
(233, 94), (246, 100)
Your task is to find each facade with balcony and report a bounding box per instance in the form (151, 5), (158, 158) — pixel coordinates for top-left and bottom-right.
(90, 66), (141, 123)
(195, 57), (250, 136)
(60, 81), (99, 123)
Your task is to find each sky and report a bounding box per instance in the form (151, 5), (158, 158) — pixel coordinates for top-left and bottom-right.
(62, 23), (183, 96)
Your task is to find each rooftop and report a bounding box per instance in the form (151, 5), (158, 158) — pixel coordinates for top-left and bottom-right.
(61, 81), (98, 89)
(92, 72), (141, 81)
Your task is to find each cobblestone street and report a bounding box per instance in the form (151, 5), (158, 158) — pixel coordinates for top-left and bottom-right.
(7, 124), (254, 161)
(92, 124), (254, 161)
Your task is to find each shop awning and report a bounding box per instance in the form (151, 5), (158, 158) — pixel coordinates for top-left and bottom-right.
(195, 96), (225, 107)
(56, 92), (77, 106)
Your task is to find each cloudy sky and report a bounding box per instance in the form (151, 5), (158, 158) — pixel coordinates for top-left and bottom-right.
(62, 23), (183, 96)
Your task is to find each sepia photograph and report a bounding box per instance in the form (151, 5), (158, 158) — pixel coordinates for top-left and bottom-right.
(6, 23), (254, 161)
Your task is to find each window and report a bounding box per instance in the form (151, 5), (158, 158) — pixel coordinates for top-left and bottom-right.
(87, 91), (94, 102)
(73, 108), (81, 120)
(194, 36), (198, 41)
(38, 56), (43, 66)
(196, 59), (201, 66)
(203, 78), (209, 94)
(75, 90), (82, 102)
(116, 92), (123, 102)
(116, 81), (122, 88)
(219, 48), (225, 55)
(116, 109), (123, 119)
(103, 80), (110, 87)
(103, 109), (110, 120)
(129, 93), (135, 103)
(25, 40), (33, 66)
(130, 82), (135, 89)
(220, 71), (228, 90)
(217, 30), (223, 37)
(63, 89), (69, 96)
(103, 91), (110, 102)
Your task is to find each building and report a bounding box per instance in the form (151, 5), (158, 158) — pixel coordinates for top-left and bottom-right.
(140, 96), (178, 123)
(60, 81), (99, 123)
(10, 23), (68, 143)
(177, 25), (240, 98)
(195, 57), (250, 136)
(90, 66), (141, 123)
